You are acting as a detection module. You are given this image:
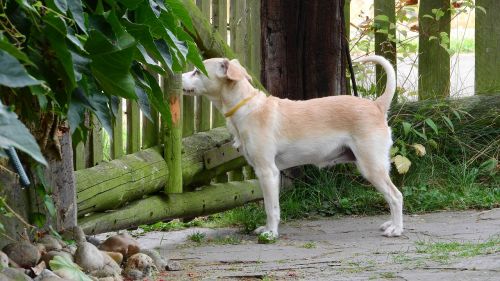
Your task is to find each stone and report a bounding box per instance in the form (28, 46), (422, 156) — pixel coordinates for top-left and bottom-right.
(62, 226), (86, 243)
(0, 267), (33, 281)
(2, 242), (41, 268)
(140, 249), (167, 271)
(33, 269), (64, 281)
(98, 233), (140, 258)
(165, 260), (182, 271)
(0, 251), (8, 269)
(74, 242), (104, 272)
(38, 236), (63, 252)
(124, 253), (156, 279)
(42, 251), (74, 268)
(100, 251), (123, 265)
(86, 236), (101, 247)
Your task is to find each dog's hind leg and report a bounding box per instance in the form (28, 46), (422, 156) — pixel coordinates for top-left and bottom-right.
(253, 164), (281, 238)
(351, 143), (404, 237)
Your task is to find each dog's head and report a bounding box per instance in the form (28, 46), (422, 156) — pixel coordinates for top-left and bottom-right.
(182, 58), (251, 97)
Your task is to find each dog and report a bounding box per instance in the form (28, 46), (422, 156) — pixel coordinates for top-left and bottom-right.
(182, 56), (403, 238)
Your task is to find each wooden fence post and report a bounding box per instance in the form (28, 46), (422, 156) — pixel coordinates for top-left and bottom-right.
(475, 0), (500, 94)
(164, 73), (183, 194)
(418, 0), (451, 99)
(374, 0), (397, 99)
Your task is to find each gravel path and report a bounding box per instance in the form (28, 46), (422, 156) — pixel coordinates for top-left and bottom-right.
(136, 209), (500, 280)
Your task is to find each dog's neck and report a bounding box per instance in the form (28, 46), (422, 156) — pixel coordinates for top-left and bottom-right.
(214, 79), (262, 119)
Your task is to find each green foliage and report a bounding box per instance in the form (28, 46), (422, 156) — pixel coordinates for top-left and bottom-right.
(49, 255), (93, 281)
(188, 231), (205, 243)
(0, 101), (47, 165)
(0, 0), (205, 144)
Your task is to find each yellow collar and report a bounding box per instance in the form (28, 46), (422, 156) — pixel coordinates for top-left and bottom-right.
(224, 95), (255, 118)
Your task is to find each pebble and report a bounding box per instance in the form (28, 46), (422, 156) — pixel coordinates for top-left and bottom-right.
(166, 260), (183, 271)
(0, 267), (33, 281)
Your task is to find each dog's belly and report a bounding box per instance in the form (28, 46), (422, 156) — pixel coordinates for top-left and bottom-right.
(274, 136), (355, 170)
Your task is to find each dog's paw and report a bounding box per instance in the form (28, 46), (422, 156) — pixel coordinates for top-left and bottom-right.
(254, 226), (278, 237)
(379, 220), (393, 231)
(382, 225), (403, 237)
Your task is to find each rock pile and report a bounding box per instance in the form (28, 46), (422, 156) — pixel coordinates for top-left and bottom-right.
(0, 227), (177, 281)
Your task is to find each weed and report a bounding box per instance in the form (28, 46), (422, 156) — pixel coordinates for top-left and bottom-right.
(258, 232), (277, 244)
(380, 272), (397, 279)
(415, 237), (500, 262)
(302, 242), (316, 249)
(188, 232), (206, 243)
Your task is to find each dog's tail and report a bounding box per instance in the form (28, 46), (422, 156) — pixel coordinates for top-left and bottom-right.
(354, 55), (396, 112)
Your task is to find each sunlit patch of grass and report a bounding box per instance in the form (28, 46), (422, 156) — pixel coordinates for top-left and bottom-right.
(415, 237), (500, 262)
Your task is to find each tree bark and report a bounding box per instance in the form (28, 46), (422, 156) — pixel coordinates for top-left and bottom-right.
(261, 0), (347, 99)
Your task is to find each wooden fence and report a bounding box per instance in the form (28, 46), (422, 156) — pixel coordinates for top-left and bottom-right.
(73, 0), (498, 234)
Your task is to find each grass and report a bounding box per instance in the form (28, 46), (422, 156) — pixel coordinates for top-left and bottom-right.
(199, 154), (498, 233)
(415, 237), (500, 262)
(188, 232), (206, 243)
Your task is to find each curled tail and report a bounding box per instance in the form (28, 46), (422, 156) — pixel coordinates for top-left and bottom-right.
(354, 55), (396, 112)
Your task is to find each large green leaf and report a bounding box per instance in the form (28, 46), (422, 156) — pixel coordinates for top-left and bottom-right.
(86, 30), (137, 99)
(44, 13), (77, 90)
(49, 256), (93, 281)
(165, 0), (195, 34)
(0, 50), (41, 87)
(143, 71), (172, 126)
(0, 102), (47, 165)
(117, 0), (146, 10)
(0, 33), (34, 66)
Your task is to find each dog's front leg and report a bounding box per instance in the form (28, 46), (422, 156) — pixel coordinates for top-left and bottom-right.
(254, 165), (281, 238)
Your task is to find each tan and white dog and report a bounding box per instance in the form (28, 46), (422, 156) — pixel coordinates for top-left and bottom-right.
(182, 56), (403, 238)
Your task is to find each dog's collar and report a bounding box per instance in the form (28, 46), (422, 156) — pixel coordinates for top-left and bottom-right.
(224, 95), (255, 118)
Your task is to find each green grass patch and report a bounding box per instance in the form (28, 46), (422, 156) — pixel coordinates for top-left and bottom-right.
(188, 231), (206, 243)
(415, 237), (500, 262)
(138, 218), (204, 233)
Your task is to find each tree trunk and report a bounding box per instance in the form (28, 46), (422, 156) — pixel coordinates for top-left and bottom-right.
(261, 0), (347, 99)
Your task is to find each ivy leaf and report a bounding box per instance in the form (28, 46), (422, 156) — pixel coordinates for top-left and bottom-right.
(165, 0), (196, 34)
(44, 13), (77, 90)
(392, 155), (411, 174)
(0, 102), (47, 165)
(67, 0), (87, 34)
(0, 33), (34, 66)
(0, 50), (41, 87)
(50, 256), (93, 281)
(135, 85), (153, 122)
(187, 41), (207, 75)
(44, 194), (57, 217)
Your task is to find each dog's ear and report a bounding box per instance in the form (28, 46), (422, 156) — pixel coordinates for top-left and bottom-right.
(221, 59), (252, 81)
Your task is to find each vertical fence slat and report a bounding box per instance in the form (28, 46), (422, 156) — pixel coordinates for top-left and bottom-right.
(248, 0), (261, 77)
(90, 116), (103, 166)
(475, 0), (500, 94)
(126, 100), (140, 154)
(230, 0), (249, 63)
(111, 99), (123, 159)
(142, 110), (159, 149)
(197, 0), (212, 132)
(212, 0), (228, 127)
(183, 96), (195, 137)
(163, 73), (183, 194)
(73, 142), (85, 170)
(374, 0), (396, 99)
(418, 0), (451, 99)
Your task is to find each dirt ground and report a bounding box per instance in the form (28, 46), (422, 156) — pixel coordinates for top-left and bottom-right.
(134, 209), (500, 280)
